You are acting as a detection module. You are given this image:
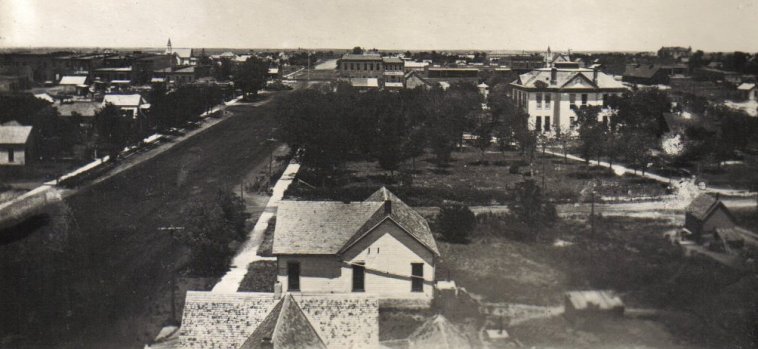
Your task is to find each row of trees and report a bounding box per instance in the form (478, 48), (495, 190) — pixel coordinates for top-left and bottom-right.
(274, 82), (482, 180)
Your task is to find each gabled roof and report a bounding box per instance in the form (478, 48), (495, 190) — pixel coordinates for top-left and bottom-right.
(170, 48), (193, 59)
(685, 194), (731, 221)
(272, 187), (439, 256)
(408, 315), (471, 349)
(738, 83), (756, 91)
(240, 294), (327, 349)
(514, 68), (624, 90)
(179, 292), (378, 349)
(342, 187), (439, 256)
(0, 124), (33, 144)
(102, 94), (144, 107)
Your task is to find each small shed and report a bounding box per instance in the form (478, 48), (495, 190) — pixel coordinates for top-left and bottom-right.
(564, 290), (624, 321)
(737, 83), (756, 101)
(684, 194), (736, 242)
(0, 122), (33, 165)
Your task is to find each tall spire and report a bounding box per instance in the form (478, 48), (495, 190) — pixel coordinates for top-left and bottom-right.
(166, 38), (172, 54)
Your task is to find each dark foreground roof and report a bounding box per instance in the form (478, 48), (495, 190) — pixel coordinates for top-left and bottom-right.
(685, 194), (720, 221)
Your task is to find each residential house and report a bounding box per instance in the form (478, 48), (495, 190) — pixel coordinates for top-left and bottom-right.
(0, 122), (33, 166)
(683, 194), (736, 242)
(58, 75), (90, 95)
(177, 291), (379, 349)
(737, 83), (757, 101)
(510, 65), (626, 132)
(102, 94), (149, 118)
(272, 187), (440, 304)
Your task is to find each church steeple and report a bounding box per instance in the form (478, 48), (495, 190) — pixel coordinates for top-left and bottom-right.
(166, 38), (172, 54)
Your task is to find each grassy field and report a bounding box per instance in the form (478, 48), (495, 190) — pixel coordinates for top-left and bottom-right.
(0, 100), (284, 348)
(436, 214), (758, 348)
(285, 146), (669, 206)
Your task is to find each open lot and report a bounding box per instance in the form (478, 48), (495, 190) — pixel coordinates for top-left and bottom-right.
(0, 100), (284, 348)
(436, 214), (758, 348)
(286, 146), (670, 206)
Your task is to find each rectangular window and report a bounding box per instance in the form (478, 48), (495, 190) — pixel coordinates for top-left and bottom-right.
(287, 262), (300, 291)
(602, 94), (609, 107)
(569, 94), (576, 105)
(544, 116), (551, 132)
(411, 263), (423, 292)
(536, 93), (542, 109)
(545, 93), (551, 108)
(352, 262), (365, 292)
(535, 116), (542, 131)
(581, 94), (588, 105)
(570, 116), (576, 128)
(7, 149), (14, 163)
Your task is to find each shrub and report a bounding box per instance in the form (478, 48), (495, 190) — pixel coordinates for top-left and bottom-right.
(509, 165), (520, 174)
(493, 160), (508, 167)
(436, 203), (476, 243)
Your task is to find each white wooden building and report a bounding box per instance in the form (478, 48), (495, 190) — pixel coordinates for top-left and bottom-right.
(272, 187), (440, 303)
(0, 122), (33, 166)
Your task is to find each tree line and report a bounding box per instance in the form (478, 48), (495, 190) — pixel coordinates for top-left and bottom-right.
(274, 82), (483, 181)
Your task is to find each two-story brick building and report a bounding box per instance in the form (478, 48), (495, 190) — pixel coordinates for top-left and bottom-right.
(510, 65), (627, 132)
(338, 54), (405, 88)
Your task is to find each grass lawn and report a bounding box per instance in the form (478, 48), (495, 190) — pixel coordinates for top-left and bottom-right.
(688, 154), (758, 191)
(237, 260), (277, 292)
(436, 214), (758, 348)
(285, 146), (669, 206)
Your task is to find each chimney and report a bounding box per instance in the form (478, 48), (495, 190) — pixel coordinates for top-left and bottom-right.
(384, 200), (392, 215)
(550, 67), (557, 84)
(273, 281), (282, 299)
(593, 67), (598, 83)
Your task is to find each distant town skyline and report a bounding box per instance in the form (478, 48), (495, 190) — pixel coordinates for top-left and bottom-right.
(1, 0), (757, 52)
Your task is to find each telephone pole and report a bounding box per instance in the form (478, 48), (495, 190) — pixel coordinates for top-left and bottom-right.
(158, 225), (184, 323)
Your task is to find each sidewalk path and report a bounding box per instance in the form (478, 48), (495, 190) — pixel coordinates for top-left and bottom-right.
(211, 162), (301, 293)
(543, 149), (757, 201)
(0, 96), (251, 224)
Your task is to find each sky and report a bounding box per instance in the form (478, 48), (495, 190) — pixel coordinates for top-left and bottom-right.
(1, 0), (757, 52)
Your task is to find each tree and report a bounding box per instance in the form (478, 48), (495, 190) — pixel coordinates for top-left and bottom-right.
(511, 180), (557, 240)
(622, 130), (655, 175)
(179, 190), (249, 277)
(233, 56), (269, 99)
(94, 103), (132, 161)
(472, 116), (494, 161)
(436, 203), (476, 243)
(352, 46), (364, 54)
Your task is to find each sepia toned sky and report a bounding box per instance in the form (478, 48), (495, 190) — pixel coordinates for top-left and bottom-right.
(1, 0), (756, 52)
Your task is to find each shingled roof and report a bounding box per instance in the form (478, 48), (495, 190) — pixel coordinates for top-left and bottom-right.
(179, 292), (378, 349)
(272, 187), (439, 256)
(514, 68), (624, 90)
(408, 315), (472, 349)
(685, 194), (722, 221)
(240, 294), (327, 349)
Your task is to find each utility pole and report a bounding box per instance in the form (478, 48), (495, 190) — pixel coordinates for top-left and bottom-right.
(307, 51), (311, 82)
(158, 225), (184, 324)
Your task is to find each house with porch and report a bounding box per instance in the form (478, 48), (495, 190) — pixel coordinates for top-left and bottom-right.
(272, 187), (439, 305)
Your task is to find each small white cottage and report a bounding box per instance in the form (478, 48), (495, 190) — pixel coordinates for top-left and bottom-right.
(272, 187), (440, 303)
(0, 122), (33, 166)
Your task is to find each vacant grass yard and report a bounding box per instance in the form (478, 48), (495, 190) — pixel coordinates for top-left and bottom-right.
(285, 146), (669, 206)
(436, 215), (758, 348)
